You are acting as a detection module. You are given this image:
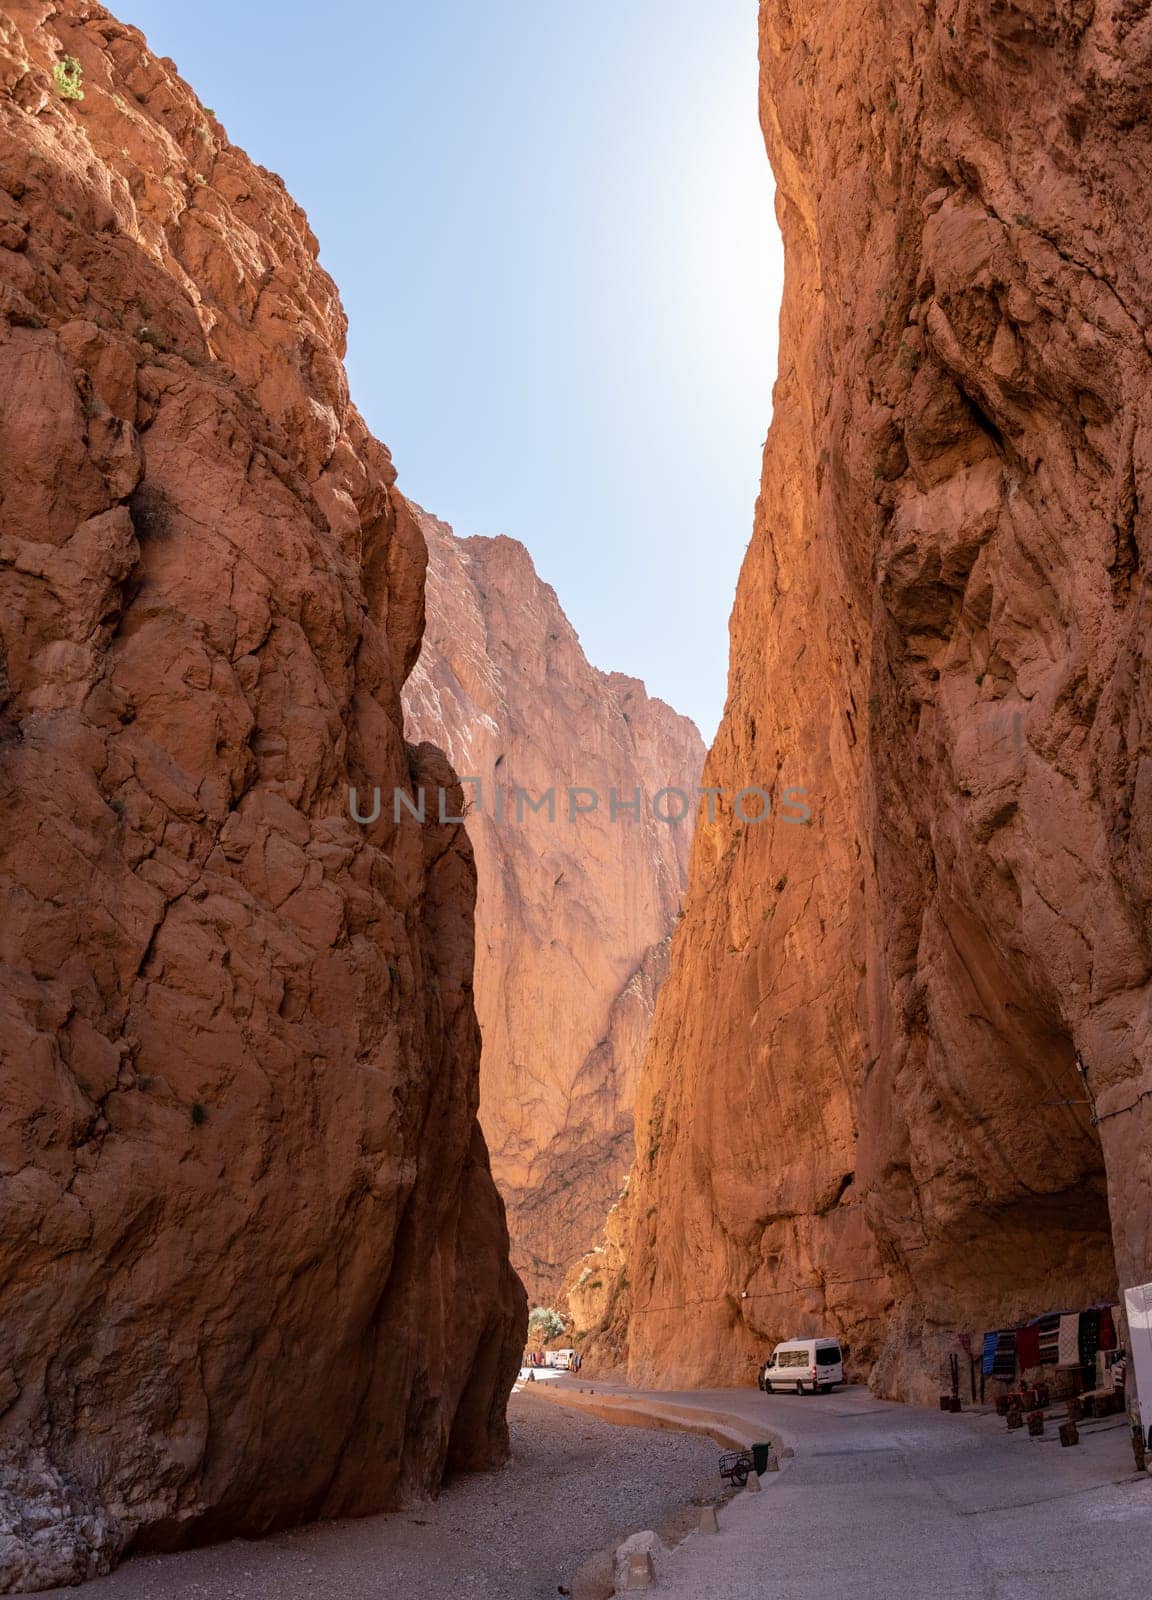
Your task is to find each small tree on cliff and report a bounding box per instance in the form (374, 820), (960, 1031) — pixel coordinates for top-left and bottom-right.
(52, 56), (84, 101)
(527, 1306), (566, 1347)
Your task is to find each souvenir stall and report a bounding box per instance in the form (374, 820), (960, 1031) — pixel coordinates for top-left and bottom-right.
(971, 1301), (1135, 1451)
(980, 1303), (1126, 1405)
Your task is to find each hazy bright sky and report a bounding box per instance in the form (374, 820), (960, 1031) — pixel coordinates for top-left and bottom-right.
(122, 1), (782, 739)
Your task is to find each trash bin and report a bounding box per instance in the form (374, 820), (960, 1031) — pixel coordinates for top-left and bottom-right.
(752, 1442), (773, 1475)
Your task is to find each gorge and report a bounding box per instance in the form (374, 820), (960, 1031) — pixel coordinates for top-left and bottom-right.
(403, 506), (703, 1305)
(2, 0), (1151, 1590)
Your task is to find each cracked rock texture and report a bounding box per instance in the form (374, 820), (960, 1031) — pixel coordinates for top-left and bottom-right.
(607, 0), (1150, 1396)
(404, 509), (704, 1304)
(0, 3), (524, 1588)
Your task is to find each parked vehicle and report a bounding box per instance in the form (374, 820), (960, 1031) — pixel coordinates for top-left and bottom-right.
(545, 1347), (576, 1370)
(758, 1337), (844, 1394)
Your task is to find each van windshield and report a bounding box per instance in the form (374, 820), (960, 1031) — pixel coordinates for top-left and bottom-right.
(816, 1347), (842, 1366)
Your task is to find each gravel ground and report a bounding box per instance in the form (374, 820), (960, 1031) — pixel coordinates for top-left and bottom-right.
(45, 1394), (721, 1600)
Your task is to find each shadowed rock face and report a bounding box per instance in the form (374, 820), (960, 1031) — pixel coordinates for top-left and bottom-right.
(611, 0), (1150, 1396)
(404, 510), (704, 1304)
(0, 4), (524, 1588)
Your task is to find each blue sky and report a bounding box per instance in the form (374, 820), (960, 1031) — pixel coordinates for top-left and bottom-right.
(122, 1), (781, 739)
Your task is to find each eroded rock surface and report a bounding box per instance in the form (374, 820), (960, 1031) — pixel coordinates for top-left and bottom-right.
(610, 0), (1150, 1396)
(404, 510), (703, 1303)
(0, 4), (523, 1587)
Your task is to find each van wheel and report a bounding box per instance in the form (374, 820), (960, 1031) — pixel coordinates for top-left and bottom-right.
(763, 1380), (773, 1394)
(796, 1382), (807, 1396)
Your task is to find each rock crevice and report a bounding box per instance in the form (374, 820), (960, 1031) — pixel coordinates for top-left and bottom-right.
(404, 509), (704, 1304)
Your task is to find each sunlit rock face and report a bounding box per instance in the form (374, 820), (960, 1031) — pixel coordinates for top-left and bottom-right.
(0, 4), (524, 1587)
(404, 508), (704, 1304)
(611, 0), (1149, 1397)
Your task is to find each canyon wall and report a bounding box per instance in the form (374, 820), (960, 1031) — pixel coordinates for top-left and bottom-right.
(0, 5), (523, 1589)
(611, 0), (1151, 1397)
(404, 509), (704, 1304)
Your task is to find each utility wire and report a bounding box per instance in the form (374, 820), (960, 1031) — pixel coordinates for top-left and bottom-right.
(630, 1255), (926, 1319)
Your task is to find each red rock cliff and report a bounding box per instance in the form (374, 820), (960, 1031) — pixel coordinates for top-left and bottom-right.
(0, 5), (524, 1588)
(615, 0), (1150, 1397)
(403, 508), (704, 1304)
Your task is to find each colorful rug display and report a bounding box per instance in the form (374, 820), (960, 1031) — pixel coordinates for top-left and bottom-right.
(982, 1306), (1123, 1380)
(1035, 1314), (1061, 1365)
(982, 1330), (998, 1376)
(992, 1328), (1017, 1378)
(1058, 1312), (1080, 1367)
(1078, 1307), (1102, 1367)
(1016, 1323), (1041, 1370)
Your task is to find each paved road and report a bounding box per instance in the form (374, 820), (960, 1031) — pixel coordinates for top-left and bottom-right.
(541, 1379), (1152, 1599)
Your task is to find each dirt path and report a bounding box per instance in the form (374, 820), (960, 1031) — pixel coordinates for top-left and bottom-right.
(46, 1393), (720, 1600)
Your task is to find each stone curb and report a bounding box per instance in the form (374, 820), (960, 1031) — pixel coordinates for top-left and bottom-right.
(528, 1387), (793, 1461)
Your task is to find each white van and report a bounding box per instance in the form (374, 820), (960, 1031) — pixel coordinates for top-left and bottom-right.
(758, 1337), (844, 1395)
(546, 1348), (576, 1370)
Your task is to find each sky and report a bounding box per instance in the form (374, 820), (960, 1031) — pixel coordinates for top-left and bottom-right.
(121, 1), (782, 740)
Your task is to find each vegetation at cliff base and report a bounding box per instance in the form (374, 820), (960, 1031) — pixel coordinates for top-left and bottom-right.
(527, 1306), (565, 1344)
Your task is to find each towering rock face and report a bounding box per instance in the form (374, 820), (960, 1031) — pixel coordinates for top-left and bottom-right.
(404, 510), (704, 1304)
(615, 0), (1150, 1397)
(0, 5), (523, 1588)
